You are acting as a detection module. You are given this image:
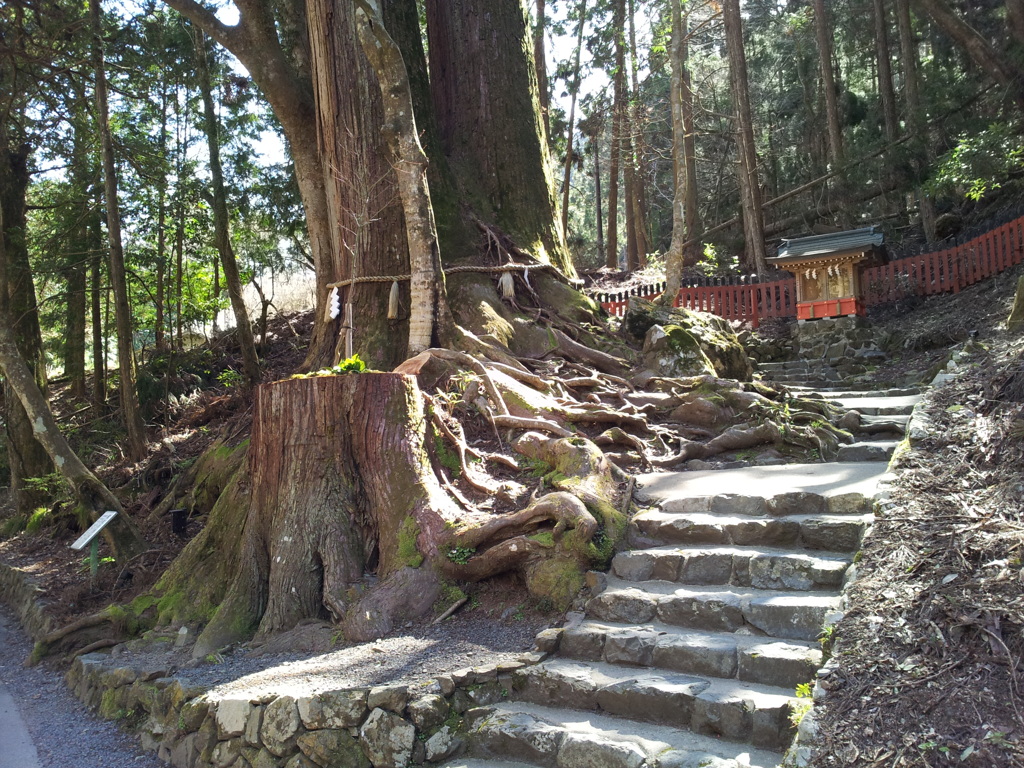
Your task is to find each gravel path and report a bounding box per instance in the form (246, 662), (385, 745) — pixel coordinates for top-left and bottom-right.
(0, 608), (161, 768)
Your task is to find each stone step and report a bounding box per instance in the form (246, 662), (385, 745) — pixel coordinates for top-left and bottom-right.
(656, 490), (873, 517)
(586, 576), (842, 641)
(560, 619), (822, 689)
(859, 413), (911, 429)
(466, 701), (785, 768)
(441, 760), (538, 768)
(513, 659), (797, 751)
(825, 394), (922, 416)
(757, 361), (809, 372)
(612, 544), (851, 591)
(817, 387), (923, 398)
(837, 441), (898, 462)
(630, 510), (872, 553)
(636, 462), (892, 510)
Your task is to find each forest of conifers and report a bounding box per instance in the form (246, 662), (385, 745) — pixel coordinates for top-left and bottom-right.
(0, 0), (1021, 529)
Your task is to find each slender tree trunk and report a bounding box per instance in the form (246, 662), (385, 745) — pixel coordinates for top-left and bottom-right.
(665, 0), (701, 304)
(560, 0), (588, 239)
(90, 212), (105, 410)
(593, 130), (604, 264)
(0, 141), (53, 514)
(354, 0), (440, 356)
(65, 114), (91, 400)
(897, 0), (938, 241)
(155, 86), (168, 352)
(722, 0), (767, 276)
(627, 0), (648, 266)
(912, 0), (1024, 108)
(91, 0), (147, 461)
(623, 130), (638, 271)
(195, 29), (262, 386)
(534, 0), (550, 139)
(1009, 0), (1024, 45)
(606, 0), (626, 270)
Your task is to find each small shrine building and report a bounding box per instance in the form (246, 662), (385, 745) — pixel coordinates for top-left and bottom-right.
(768, 227), (888, 320)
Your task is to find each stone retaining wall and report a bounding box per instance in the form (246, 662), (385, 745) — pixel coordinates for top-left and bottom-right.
(794, 317), (885, 377)
(0, 561), (55, 642)
(65, 642), (551, 768)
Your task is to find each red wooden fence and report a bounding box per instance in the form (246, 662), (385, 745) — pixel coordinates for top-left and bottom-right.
(591, 211), (1024, 327)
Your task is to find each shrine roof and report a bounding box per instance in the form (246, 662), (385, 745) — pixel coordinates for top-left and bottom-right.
(770, 227), (885, 264)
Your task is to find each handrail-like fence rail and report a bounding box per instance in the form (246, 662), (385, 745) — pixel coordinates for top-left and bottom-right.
(589, 208), (1024, 328)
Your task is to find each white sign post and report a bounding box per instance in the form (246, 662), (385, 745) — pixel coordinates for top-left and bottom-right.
(70, 511), (118, 581)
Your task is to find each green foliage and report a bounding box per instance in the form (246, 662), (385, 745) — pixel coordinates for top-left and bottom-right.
(24, 473), (69, 505)
(24, 507), (51, 533)
(294, 354), (369, 380)
(398, 517), (424, 568)
(789, 681), (814, 727)
(929, 122), (1024, 201)
(446, 545), (476, 565)
(433, 428), (462, 475)
(217, 368), (244, 388)
(1, 514), (28, 537)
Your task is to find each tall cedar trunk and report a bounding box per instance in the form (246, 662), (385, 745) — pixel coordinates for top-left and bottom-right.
(534, 0), (550, 139)
(91, 0), (147, 461)
(425, 0), (571, 274)
(306, 0), (410, 368)
(354, 0), (440, 356)
(627, 0), (648, 266)
(0, 217), (147, 561)
(813, 0), (844, 170)
(605, 0), (626, 269)
(911, 0), (1024, 108)
(897, 0), (937, 241)
(560, 0), (588, 239)
(722, 0), (767, 276)
(0, 142), (53, 514)
(195, 30), (262, 385)
(874, 0), (900, 213)
(190, 374), (457, 656)
(874, 0), (899, 145)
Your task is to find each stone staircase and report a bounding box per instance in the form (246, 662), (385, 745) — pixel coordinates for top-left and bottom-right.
(441, 383), (922, 768)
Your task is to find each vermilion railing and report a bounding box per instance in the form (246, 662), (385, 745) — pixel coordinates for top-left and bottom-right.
(590, 210), (1024, 327)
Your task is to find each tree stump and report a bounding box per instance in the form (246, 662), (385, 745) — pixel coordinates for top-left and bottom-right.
(191, 373), (456, 655)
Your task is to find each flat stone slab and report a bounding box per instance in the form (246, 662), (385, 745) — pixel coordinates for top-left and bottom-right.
(637, 462), (892, 504)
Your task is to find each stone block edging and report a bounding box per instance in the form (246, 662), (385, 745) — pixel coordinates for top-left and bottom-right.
(65, 644), (550, 768)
